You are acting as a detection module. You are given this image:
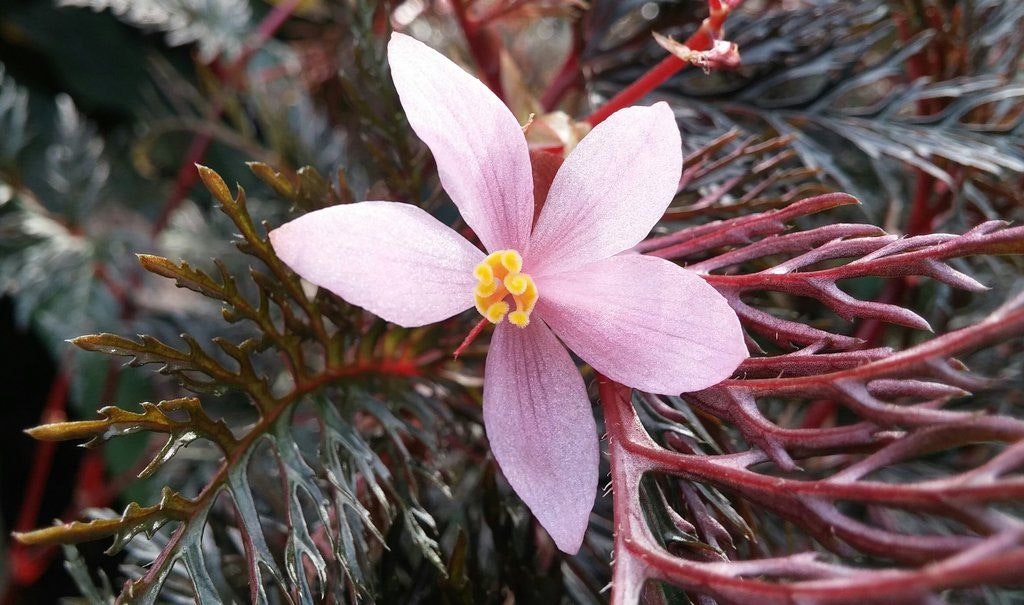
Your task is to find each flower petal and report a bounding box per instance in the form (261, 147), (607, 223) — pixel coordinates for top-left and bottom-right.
(483, 320), (598, 554)
(269, 201), (483, 328)
(527, 103), (682, 274)
(536, 254), (747, 394)
(388, 32), (533, 253)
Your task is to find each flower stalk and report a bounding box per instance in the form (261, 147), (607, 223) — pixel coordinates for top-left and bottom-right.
(585, 0), (747, 125)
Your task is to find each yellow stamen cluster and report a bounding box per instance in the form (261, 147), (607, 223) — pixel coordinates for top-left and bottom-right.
(473, 250), (538, 327)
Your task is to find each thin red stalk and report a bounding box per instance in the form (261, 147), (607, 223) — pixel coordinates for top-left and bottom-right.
(540, 32), (581, 110)
(6, 253), (136, 586)
(12, 366), (71, 536)
(451, 0), (503, 97)
(6, 350), (129, 591)
(5, 364), (72, 593)
(9, 263), (121, 574)
(599, 376), (651, 604)
(150, 135), (214, 236)
(797, 9), (956, 431)
(797, 398), (836, 430)
(92, 262), (129, 307)
(629, 421), (1024, 505)
(453, 317), (489, 359)
(799, 175), (952, 430)
(896, 6), (950, 238)
(238, 0), (304, 67)
(895, 13), (927, 93)
(798, 6), (956, 430)
(733, 306), (1024, 399)
(475, 0), (530, 27)
(150, 0), (304, 236)
(584, 0), (745, 126)
(584, 54), (686, 126)
(906, 171), (941, 236)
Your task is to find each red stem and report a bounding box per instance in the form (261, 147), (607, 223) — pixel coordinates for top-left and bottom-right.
(453, 317), (489, 359)
(150, 134), (214, 236)
(600, 374), (1024, 603)
(451, 0), (503, 97)
(475, 0), (530, 27)
(240, 0), (304, 65)
(6, 449), (149, 593)
(584, 0), (744, 126)
(5, 362), (70, 595)
(798, 7), (955, 431)
(540, 33), (582, 111)
(12, 366), (70, 534)
(800, 279), (906, 428)
(585, 55), (685, 126)
(151, 0), (304, 236)
(906, 171), (938, 236)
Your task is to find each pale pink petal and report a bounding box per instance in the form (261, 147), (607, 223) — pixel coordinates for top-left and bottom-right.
(388, 33), (533, 253)
(269, 202), (483, 328)
(483, 320), (598, 554)
(527, 103), (682, 274)
(535, 254), (747, 394)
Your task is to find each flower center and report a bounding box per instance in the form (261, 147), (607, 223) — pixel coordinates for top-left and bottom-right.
(473, 250), (538, 327)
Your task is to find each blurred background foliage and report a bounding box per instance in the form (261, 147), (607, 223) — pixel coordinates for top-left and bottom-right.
(0, 0), (1022, 603)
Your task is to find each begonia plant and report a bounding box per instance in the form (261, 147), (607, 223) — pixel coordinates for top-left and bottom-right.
(269, 33), (747, 554)
(4, 1), (1024, 604)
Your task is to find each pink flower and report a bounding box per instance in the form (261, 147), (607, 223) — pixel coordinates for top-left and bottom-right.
(269, 33), (747, 554)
